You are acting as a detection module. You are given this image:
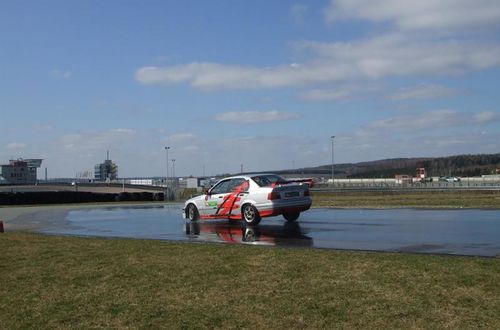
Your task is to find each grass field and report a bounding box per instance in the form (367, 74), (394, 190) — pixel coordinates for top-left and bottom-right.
(312, 190), (500, 209)
(1, 232), (499, 329)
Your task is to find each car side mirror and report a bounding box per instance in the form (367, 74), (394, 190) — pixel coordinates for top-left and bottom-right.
(204, 188), (211, 195)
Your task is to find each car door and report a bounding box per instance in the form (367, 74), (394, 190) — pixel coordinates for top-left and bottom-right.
(203, 178), (248, 218)
(222, 178), (249, 217)
(201, 179), (232, 217)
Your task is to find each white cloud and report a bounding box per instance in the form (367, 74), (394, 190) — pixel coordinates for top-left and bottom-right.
(290, 4), (308, 24)
(60, 129), (135, 152)
(135, 1), (500, 92)
(366, 109), (460, 132)
(300, 88), (351, 101)
(325, 0), (500, 33)
(387, 84), (461, 101)
(135, 34), (500, 89)
(474, 111), (499, 124)
(166, 133), (197, 143)
(34, 124), (54, 132)
(136, 1), (500, 93)
(211, 134), (322, 172)
(6, 142), (26, 150)
(135, 63), (309, 89)
(362, 109), (499, 134)
(295, 35), (500, 78)
(215, 111), (300, 123)
(110, 128), (134, 134)
(50, 69), (72, 79)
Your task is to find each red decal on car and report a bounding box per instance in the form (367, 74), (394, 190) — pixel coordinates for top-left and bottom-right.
(215, 181), (249, 218)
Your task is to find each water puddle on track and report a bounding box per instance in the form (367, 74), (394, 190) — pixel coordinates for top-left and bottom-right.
(28, 204), (500, 257)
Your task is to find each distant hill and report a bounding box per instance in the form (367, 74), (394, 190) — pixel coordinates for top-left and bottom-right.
(275, 153), (500, 178)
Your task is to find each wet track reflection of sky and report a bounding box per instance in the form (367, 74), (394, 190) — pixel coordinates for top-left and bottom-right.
(38, 205), (500, 257)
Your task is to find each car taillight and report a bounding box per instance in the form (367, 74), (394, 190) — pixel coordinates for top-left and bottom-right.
(304, 189), (310, 196)
(267, 191), (281, 200)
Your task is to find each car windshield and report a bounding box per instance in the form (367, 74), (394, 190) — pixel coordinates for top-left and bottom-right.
(251, 175), (288, 187)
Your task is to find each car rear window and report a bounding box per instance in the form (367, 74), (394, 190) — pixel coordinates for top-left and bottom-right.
(251, 175), (288, 187)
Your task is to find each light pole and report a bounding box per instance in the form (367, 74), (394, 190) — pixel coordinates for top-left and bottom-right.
(330, 136), (335, 186)
(164, 146), (170, 187)
(171, 159), (176, 187)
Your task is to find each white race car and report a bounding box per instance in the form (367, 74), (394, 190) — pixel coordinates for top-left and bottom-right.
(182, 174), (312, 225)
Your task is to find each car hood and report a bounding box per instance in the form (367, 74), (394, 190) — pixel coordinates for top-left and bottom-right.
(184, 194), (206, 206)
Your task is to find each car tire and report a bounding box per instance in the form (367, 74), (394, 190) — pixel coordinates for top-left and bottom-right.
(187, 203), (199, 221)
(185, 222), (200, 235)
(243, 227), (257, 242)
(283, 212), (300, 222)
(242, 204), (261, 225)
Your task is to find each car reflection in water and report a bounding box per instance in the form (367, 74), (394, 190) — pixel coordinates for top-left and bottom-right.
(184, 220), (313, 247)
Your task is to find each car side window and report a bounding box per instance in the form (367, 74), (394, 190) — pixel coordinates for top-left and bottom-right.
(210, 180), (232, 195)
(228, 178), (248, 192)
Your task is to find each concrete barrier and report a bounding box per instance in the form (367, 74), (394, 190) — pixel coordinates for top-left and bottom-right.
(0, 191), (165, 205)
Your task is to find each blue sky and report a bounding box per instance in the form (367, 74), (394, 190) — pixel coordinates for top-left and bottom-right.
(1, 0), (500, 178)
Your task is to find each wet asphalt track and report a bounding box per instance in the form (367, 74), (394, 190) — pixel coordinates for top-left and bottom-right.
(12, 204), (497, 257)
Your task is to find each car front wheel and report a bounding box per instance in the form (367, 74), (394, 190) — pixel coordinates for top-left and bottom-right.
(242, 204), (261, 225)
(283, 212), (300, 222)
(186, 203), (199, 221)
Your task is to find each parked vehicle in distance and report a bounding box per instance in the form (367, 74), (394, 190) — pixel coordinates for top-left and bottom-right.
(182, 174), (312, 225)
(438, 176), (461, 182)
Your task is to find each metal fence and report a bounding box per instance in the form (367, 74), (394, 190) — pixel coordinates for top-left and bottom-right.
(314, 178), (500, 192)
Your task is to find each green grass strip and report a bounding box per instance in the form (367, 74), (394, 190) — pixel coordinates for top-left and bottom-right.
(312, 190), (500, 209)
(1, 233), (499, 329)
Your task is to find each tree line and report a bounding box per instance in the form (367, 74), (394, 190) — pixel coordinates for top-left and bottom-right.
(278, 154), (500, 178)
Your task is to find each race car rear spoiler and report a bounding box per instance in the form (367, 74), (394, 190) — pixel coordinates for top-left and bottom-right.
(284, 178), (314, 187)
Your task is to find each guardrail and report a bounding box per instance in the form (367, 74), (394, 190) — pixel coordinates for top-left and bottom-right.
(35, 182), (165, 191)
(312, 182), (500, 192)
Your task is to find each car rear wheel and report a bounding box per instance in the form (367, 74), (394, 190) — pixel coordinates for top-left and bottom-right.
(242, 204), (261, 225)
(187, 203), (199, 221)
(243, 227), (258, 242)
(283, 212), (300, 222)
